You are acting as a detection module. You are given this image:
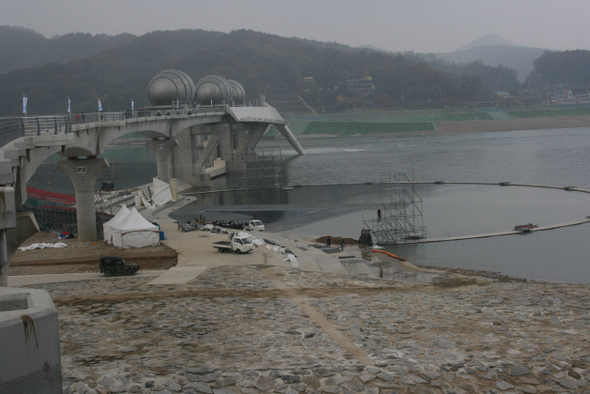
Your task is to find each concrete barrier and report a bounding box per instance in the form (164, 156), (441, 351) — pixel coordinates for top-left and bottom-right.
(0, 287), (62, 393)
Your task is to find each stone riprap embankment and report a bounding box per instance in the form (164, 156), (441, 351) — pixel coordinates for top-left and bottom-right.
(32, 265), (590, 394)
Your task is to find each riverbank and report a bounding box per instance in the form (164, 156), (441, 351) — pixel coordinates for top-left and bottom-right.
(8, 195), (590, 393)
(33, 264), (590, 394)
(434, 114), (590, 134)
(282, 112), (590, 139)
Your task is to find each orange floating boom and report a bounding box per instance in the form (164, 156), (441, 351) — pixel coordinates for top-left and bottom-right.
(372, 249), (406, 261)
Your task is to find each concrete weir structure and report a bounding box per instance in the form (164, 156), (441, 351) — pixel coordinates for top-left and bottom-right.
(0, 71), (304, 282)
(0, 287), (62, 393)
(0, 70), (303, 391)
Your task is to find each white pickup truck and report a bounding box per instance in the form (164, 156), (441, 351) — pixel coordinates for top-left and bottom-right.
(213, 236), (254, 254)
(245, 219), (265, 231)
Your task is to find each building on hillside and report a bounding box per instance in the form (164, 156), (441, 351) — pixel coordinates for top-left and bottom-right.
(552, 87), (590, 105)
(496, 91), (512, 98)
(571, 88), (590, 99)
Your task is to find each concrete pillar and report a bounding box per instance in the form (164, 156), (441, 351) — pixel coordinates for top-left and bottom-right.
(0, 231), (8, 288)
(146, 138), (178, 183)
(192, 123), (229, 178)
(0, 187), (16, 287)
(0, 213), (39, 286)
(276, 124), (305, 155)
(232, 123), (269, 157)
(58, 157), (109, 242)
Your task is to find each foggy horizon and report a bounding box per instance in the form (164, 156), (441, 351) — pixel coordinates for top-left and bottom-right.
(1, 0), (589, 54)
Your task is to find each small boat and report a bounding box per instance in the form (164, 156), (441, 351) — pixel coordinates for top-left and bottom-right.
(514, 223), (538, 232)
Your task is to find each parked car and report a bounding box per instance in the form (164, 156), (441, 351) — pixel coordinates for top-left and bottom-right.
(245, 219), (265, 231)
(99, 256), (140, 277)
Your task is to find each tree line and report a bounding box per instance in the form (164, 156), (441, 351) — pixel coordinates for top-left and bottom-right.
(525, 50), (590, 90)
(2, 27), (587, 116)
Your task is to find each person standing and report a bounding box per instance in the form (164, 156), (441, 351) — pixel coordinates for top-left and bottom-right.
(340, 238), (345, 252)
(377, 208), (382, 222)
(326, 235), (332, 247)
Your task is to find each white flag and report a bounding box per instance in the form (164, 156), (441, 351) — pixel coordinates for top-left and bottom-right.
(98, 99), (103, 112)
(22, 97), (27, 114)
(67, 98), (71, 113)
(131, 100), (134, 111)
(176, 99), (179, 108)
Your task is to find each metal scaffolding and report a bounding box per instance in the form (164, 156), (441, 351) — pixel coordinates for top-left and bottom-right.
(97, 162), (128, 192)
(230, 151), (283, 189)
(364, 173), (426, 245)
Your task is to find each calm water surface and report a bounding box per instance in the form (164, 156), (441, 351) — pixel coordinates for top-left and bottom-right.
(30, 127), (590, 283)
(255, 127), (590, 284)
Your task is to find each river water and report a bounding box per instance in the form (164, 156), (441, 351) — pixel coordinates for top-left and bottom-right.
(252, 127), (590, 284)
(30, 127), (590, 283)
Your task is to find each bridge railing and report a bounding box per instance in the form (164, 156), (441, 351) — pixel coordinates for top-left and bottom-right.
(0, 115), (72, 148)
(0, 117), (25, 148)
(69, 107), (227, 123)
(70, 112), (125, 123)
(0, 106), (230, 149)
(23, 116), (72, 136)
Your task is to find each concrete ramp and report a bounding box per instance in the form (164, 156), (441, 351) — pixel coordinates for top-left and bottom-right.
(340, 259), (376, 278)
(147, 266), (208, 285)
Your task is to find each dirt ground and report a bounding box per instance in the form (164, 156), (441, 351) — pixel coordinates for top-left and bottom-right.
(9, 231), (525, 284)
(9, 231), (177, 276)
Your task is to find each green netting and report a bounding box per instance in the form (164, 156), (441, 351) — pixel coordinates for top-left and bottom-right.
(302, 121), (435, 135)
(505, 110), (557, 118)
(507, 106), (590, 118)
(370, 113), (495, 122)
(264, 105), (590, 138)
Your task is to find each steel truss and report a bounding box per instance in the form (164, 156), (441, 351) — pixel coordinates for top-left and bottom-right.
(364, 173), (426, 245)
(230, 151), (283, 189)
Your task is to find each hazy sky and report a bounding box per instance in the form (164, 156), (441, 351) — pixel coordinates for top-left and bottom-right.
(1, 0), (588, 53)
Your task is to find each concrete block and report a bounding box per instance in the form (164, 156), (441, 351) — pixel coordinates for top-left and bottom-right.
(0, 287), (62, 393)
(1, 148), (23, 161)
(0, 160), (15, 184)
(0, 187), (16, 230)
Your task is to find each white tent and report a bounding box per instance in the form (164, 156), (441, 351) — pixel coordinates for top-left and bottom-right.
(102, 205), (130, 244)
(111, 207), (159, 248)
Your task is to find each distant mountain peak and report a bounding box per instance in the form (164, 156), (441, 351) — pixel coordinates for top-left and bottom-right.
(454, 33), (517, 52)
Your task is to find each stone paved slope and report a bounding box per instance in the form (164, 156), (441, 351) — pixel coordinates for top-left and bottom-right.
(27, 265), (590, 394)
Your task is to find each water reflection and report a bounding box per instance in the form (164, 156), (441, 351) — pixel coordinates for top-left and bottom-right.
(172, 182), (590, 283)
(368, 255), (441, 282)
(184, 186), (289, 207)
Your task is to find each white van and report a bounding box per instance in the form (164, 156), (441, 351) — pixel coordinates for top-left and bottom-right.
(246, 220), (265, 231)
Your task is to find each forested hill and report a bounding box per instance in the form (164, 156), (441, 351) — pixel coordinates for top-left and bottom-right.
(525, 50), (590, 89)
(0, 25), (136, 73)
(0, 28), (497, 116)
